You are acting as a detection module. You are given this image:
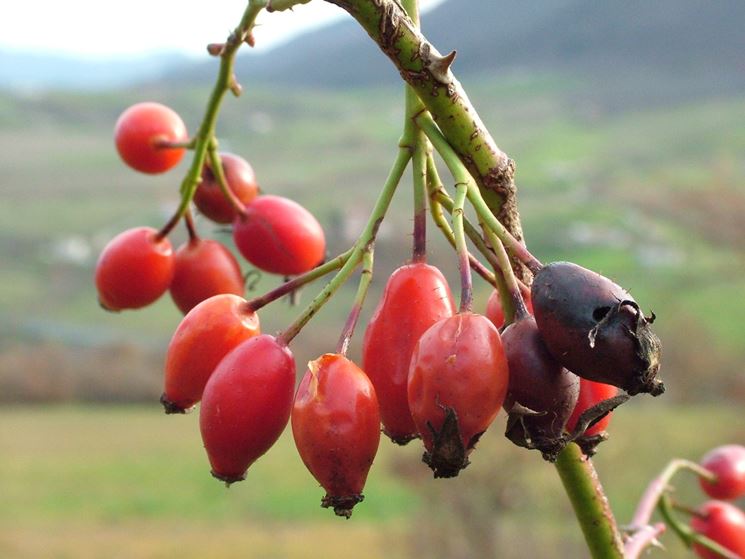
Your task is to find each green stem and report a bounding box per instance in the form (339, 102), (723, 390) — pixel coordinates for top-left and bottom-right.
(245, 249), (353, 312)
(336, 247), (375, 355)
(480, 221), (527, 324)
(658, 495), (740, 559)
(206, 144), (248, 217)
(417, 113), (542, 274)
(278, 146), (411, 344)
(452, 181), (471, 313)
(402, 0), (427, 263)
(158, 1), (264, 238)
(426, 159), (497, 288)
(554, 443), (625, 559)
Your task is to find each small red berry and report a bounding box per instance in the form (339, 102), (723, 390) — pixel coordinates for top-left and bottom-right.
(408, 312), (509, 477)
(94, 226), (174, 311)
(194, 153), (259, 224)
(233, 195), (325, 276)
(292, 353), (380, 518)
(114, 102), (187, 174)
(690, 500), (745, 559)
(169, 238), (245, 315)
(362, 262), (455, 444)
(162, 294), (260, 413)
(200, 334), (295, 484)
(699, 445), (745, 501)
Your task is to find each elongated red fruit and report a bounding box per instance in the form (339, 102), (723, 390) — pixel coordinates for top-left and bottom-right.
(162, 294), (260, 413)
(200, 334), (295, 483)
(292, 353), (380, 518)
(362, 263), (455, 444)
(408, 312), (509, 478)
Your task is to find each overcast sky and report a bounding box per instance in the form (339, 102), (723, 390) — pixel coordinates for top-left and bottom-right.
(1, 0), (444, 58)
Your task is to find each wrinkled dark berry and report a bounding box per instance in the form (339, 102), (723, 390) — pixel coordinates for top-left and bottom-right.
(531, 262), (663, 396)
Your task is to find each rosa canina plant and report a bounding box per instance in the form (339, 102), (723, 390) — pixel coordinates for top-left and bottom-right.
(92, 0), (745, 556)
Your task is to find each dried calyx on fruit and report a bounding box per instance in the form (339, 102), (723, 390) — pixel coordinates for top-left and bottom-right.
(531, 261), (663, 396)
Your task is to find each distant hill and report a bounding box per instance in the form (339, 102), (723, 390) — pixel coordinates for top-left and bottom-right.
(203, 0), (745, 103)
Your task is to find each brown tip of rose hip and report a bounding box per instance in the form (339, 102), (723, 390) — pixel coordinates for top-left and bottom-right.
(384, 430), (420, 446)
(321, 493), (364, 519)
(159, 393), (192, 415)
(210, 470), (246, 487)
(421, 406), (478, 478)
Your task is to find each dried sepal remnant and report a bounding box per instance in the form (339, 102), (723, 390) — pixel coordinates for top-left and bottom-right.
(421, 405), (478, 478)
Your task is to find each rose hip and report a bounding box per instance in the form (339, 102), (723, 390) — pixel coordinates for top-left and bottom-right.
(408, 312), (509, 477)
(200, 334), (295, 484)
(292, 353), (380, 518)
(94, 226), (175, 311)
(169, 238), (245, 315)
(162, 293), (260, 413)
(362, 263), (455, 444)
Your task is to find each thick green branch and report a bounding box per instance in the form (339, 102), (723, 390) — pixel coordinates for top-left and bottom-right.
(555, 444), (625, 559)
(324, 0), (526, 277)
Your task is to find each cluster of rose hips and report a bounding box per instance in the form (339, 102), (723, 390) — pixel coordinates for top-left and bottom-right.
(94, 100), (672, 519)
(677, 445), (745, 558)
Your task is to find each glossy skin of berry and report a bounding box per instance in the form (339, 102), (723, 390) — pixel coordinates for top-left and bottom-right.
(502, 315), (579, 446)
(531, 261), (663, 396)
(292, 353), (380, 517)
(200, 334), (295, 483)
(485, 288), (533, 330)
(699, 445), (745, 501)
(162, 294), (260, 413)
(565, 379), (618, 436)
(169, 238), (245, 315)
(94, 226), (175, 311)
(362, 263), (455, 444)
(114, 102), (187, 174)
(691, 500), (745, 559)
(408, 312), (509, 476)
(194, 153), (259, 224)
(233, 195), (325, 276)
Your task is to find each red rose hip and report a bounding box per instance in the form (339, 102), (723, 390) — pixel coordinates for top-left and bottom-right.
(94, 226), (175, 311)
(691, 500), (745, 559)
(292, 353), (380, 517)
(408, 312), (509, 477)
(194, 152), (259, 224)
(169, 238), (245, 315)
(362, 263), (455, 444)
(233, 195), (325, 276)
(162, 294), (260, 413)
(200, 334), (295, 483)
(699, 445), (745, 501)
(114, 102), (187, 174)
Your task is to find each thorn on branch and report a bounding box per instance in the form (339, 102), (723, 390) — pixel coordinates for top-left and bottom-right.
(207, 43), (225, 56)
(229, 74), (243, 97)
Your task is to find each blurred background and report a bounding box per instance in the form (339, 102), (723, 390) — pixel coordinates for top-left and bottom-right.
(1, 1), (744, 557)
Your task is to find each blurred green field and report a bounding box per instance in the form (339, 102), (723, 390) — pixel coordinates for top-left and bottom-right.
(1, 404), (742, 558)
